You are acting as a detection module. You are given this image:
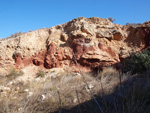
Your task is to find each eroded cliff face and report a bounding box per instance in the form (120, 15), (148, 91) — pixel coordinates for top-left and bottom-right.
(0, 17), (150, 74)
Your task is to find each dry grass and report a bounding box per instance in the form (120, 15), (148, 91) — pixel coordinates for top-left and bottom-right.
(98, 67), (128, 94)
(22, 72), (101, 112)
(0, 67), (150, 113)
(7, 68), (24, 81)
(0, 70), (101, 113)
(97, 67), (150, 113)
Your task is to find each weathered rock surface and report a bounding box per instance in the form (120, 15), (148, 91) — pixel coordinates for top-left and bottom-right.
(0, 17), (150, 73)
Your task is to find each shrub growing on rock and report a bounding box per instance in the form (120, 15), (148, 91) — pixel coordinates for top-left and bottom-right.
(107, 17), (116, 23)
(37, 70), (45, 77)
(123, 48), (150, 74)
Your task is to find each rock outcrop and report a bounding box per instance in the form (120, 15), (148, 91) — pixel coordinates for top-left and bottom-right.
(0, 17), (150, 74)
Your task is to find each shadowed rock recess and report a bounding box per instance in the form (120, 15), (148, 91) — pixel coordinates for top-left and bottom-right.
(0, 17), (150, 73)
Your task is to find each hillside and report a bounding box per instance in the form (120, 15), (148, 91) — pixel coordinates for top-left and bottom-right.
(1, 17), (150, 75)
(0, 17), (150, 113)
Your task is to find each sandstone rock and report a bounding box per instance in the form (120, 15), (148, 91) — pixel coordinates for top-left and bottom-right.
(112, 30), (123, 40)
(96, 29), (113, 39)
(60, 33), (68, 42)
(24, 89), (29, 92)
(73, 98), (78, 103)
(46, 68), (65, 79)
(119, 47), (130, 59)
(81, 22), (95, 35)
(0, 17), (150, 74)
(41, 94), (46, 101)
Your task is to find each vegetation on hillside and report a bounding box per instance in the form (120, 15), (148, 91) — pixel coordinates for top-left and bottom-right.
(107, 17), (116, 23)
(123, 48), (150, 74)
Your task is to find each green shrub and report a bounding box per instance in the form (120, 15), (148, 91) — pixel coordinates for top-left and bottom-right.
(7, 68), (24, 80)
(37, 70), (45, 77)
(123, 48), (150, 74)
(107, 17), (116, 23)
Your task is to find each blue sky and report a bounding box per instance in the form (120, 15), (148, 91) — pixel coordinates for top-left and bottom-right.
(0, 0), (149, 38)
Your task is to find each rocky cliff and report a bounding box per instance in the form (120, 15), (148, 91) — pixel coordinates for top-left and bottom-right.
(0, 17), (150, 74)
